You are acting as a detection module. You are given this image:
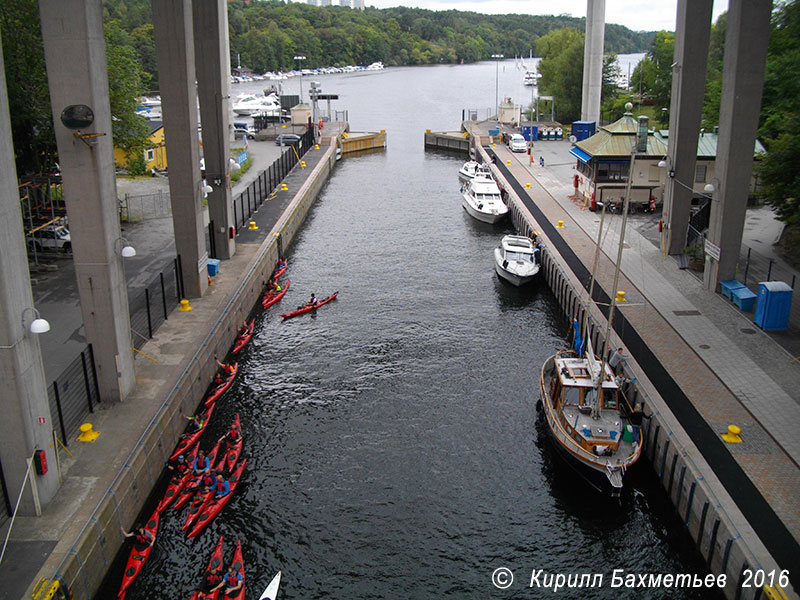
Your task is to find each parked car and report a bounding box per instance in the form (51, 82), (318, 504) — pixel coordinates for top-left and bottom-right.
(29, 224), (72, 253)
(275, 133), (301, 146)
(508, 133), (527, 153)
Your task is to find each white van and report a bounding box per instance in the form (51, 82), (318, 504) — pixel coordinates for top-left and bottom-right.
(509, 133), (527, 153)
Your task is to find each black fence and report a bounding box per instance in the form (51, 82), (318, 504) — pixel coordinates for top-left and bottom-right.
(128, 256), (182, 349)
(48, 344), (100, 446)
(229, 128), (315, 239)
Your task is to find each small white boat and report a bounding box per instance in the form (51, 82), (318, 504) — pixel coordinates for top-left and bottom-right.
(494, 235), (541, 286)
(457, 160), (490, 183)
(461, 171), (508, 224)
(233, 93), (281, 116)
(259, 571), (281, 600)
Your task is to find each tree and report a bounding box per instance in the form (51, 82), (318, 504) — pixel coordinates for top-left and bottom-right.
(536, 28), (584, 123)
(757, 0), (800, 257)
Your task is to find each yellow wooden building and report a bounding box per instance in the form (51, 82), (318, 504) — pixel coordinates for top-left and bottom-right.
(114, 120), (167, 172)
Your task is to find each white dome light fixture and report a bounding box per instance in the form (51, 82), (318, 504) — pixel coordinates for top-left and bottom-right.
(22, 307), (50, 334)
(115, 237), (136, 258)
(229, 157), (241, 173)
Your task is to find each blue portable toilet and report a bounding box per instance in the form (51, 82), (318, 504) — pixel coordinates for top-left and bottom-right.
(571, 121), (596, 141)
(521, 125), (533, 141)
(207, 258), (221, 277)
(753, 281), (793, 330)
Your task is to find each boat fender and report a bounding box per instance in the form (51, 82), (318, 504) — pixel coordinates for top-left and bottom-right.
(502, 260), (508, 268)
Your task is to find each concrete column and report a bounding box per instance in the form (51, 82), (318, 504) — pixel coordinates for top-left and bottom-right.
(193, 0), (235, 260)
(661, 0), (713, 256)
(581, 0), (605, 124)
(152, 0), (208, 298)
(38, 0), (135, 402)
(703, 0), (771, 291)
(0, 34), (61, 513)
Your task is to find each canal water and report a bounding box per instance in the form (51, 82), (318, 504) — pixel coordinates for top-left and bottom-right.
(101, 58), (715, 599)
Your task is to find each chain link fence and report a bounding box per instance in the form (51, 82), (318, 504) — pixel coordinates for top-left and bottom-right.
(119, 190), (172, 222)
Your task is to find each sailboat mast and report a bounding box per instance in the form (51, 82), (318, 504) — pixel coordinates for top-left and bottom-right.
(592, 148), (636, 418)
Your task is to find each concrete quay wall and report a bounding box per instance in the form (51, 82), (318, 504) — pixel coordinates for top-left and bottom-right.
(479, 143), (793, 600)
(35, 141), (337, 600)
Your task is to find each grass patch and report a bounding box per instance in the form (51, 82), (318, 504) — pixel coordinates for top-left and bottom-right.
(231, 157), (252, 184)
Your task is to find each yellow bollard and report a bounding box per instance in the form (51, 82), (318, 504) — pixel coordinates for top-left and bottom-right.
(314, 144), (320, 150)
(506, 160), (511, 165)
(492, 143), (496, 148)
(525, 183), (531, 189)
(555, 220), (565, 229)
(280, 183), (288, 191)
(248, 221), (258, 230)
(300, 161), (306, 168)
(178, 299), (193, 312)
(281, 123), (287, 129)
(77, 423), (99, 442)
(721, 425), (742, 443)
(615, 290), (627, 303)
(342, 132), (348, 139)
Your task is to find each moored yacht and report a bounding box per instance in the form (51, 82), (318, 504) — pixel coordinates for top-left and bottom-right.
(232, 93), (281, 116)
(457, 160), (491, 183)
(494, 235), (541, 286)
(461, 171), (508, 224)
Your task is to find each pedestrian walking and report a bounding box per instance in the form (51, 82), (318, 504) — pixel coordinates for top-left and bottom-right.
(539, 156), (545, 167)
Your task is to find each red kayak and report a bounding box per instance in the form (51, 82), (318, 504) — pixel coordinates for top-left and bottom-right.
(170, 404), (215, 462)
(117, 508), (159, 599)
(232, 321), (255, 355)
(156, 444), (199, 513)
(215, 539), (245, 600)
(187, 535), (224, 600)
(281, 291), (339, 320)
(187, 459), (247, 539)
(273, 260), (287, 280)
(174, 440), (222, 512)
(204, 364), (238, 408)
(215, 414), (242, 474)
(262, 279), (290, 308)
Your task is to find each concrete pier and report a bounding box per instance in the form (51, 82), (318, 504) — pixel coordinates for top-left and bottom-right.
(482, 139), (799, 599)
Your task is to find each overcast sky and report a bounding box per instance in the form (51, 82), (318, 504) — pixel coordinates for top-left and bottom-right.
(366, 0), (730, 33)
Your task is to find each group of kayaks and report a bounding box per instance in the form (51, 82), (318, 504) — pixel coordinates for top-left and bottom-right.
(117, 262), (295, 600)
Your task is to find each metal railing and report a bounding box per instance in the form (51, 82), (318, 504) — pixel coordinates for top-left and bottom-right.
(127, 257), (182, 350)
(229, 128), (315, 236)
(119, 190), (171, 222)
(47, 345), (100, 446)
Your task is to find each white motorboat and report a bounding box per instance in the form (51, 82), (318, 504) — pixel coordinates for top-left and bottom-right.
(457, 160), (491, 183)
(494, 235), (541, 286)
(461, 171), (508, 224)
(233, 93), (281, 116)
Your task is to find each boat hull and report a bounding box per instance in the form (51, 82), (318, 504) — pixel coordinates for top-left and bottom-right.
(494, 249), (539, 286)
(461, 198), (507, 224)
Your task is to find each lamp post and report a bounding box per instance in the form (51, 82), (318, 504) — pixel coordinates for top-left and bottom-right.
(491, 54), (503, 120)
(293, 55), (306, 102)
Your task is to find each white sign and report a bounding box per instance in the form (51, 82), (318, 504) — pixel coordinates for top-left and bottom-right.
(704, 239), (721, 261)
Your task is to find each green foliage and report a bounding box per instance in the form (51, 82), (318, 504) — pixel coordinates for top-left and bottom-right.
(536, 28), (585, 123)
(1, 0), (57, 175)
(126, 151), (147, 176)
(757, 0), (800, 241)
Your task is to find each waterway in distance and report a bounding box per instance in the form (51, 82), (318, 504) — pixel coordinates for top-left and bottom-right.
(100, 57), (718, 599)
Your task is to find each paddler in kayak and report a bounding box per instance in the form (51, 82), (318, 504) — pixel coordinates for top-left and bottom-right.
(120, 523), (154, 551)
(303, 292), (318, 308)
(267, 277), (282, 294)
(218, 423), (241, 448)
(167, 454), (188, 476)
(213, 564), (243, 597)
(216, 360), (235, 376)
(212, 472), (231, 498)
(196, 564), (223, 598)
(191, 450), (210, 475)
(183, 412), (208, 435)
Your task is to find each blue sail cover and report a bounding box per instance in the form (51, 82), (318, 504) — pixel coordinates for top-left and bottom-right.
(572, 319), (585, 354)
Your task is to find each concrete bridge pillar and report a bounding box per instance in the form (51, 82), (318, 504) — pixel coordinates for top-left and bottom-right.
(661, 0), (713, 256)
(0, 35), (61, 513)
(581, 0), (605, 124)
(38, 0), (135, 403)
(704, 0), (771, 291)
(193, 0), (235, 260)
(152, 0), (208, 298)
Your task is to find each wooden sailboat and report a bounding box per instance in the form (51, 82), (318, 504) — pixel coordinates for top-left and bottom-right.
(538, 148), (643, 494)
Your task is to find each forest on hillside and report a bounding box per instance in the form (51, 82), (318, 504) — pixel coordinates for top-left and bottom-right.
(103, 0), (653, 85)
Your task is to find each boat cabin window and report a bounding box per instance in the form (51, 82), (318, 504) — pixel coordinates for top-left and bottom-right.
(562, 385), (581, 406)
(505, 251), (533, 262)
(602, 388), (618, 409)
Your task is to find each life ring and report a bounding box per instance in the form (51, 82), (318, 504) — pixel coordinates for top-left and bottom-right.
(318, 119), (324, 130)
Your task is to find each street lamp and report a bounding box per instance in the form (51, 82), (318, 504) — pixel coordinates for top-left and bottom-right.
(293, 55), (306, 102)
(491, 54), (504, 120)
